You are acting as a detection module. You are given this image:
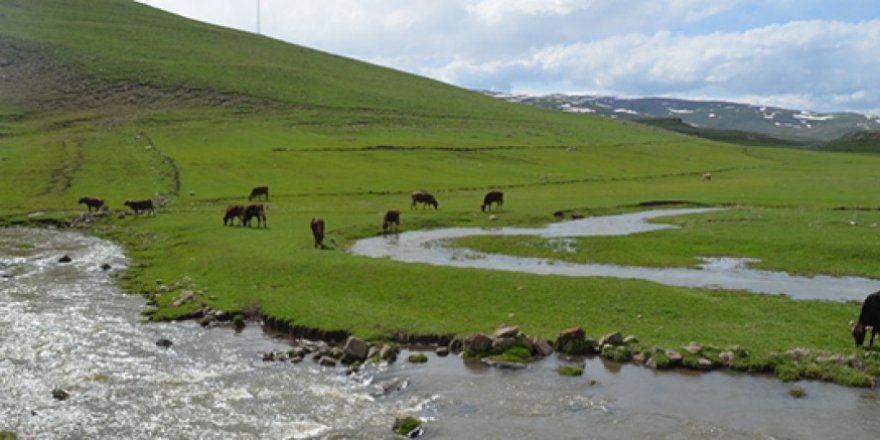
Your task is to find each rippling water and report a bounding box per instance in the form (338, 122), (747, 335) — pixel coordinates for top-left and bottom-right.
(2, 227), (879, 439)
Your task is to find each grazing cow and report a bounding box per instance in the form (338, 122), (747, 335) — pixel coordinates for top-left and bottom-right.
(249, 185), (269, 201)
(78, 196), (105, 212)
(310, 218), (325, 248)
(224, 205), (245, 226)
(410, 191), (438, 210)
(242, 204), (267, 228)
(481, 191), (504, 212)
(383, 210), (400, 233)
(853, 290), (880, 348)
(124, 199), (155, 215)
(701, 172), (712, 182)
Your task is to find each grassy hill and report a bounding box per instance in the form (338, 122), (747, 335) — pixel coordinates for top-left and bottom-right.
(2, 0), (880, 385)
(634, 117), (806, 147)
(817, 131), (880, 153)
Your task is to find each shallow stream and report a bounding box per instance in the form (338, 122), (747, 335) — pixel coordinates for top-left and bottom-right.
(350, 208), (880, 301)
(2, 226), (879, 439)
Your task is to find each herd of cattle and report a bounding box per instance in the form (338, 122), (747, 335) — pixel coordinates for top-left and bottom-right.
(78, 182), (880, 350)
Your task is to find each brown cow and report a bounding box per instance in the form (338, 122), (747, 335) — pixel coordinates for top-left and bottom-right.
(481, 191), (503, 212)
(383, 210), (400, 233)
(124, 199), (155, 215)
(242, 204), (267, 228)
(310, 218), (325, 248)
(78, 196), (105, 212)
(249, 185), (269, 201)
(410, 191), (438, 210)
(224, 205), (245, 226)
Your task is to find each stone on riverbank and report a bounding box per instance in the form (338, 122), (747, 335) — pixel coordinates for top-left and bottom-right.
(156, 338), (173, 348)
(435, 346), (449, 357)
(555, 327), (596, 355)
(57, 255), (72, 263)
(343, 336), (369, 363)
(51, 388), (70, 401)
(464, 333), (492, 355)
(493, 325), (520, 339)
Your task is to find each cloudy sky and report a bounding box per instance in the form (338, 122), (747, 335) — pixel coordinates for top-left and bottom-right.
(136, 0), (880, 114)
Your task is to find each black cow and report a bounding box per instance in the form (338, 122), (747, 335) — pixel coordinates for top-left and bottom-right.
(481, 191), (503, 212)
(78, 196), (105, 212)
(311, 218), (325, 248)
(853, 290), (880, 348)
(242, 204), (267, 228)
(224, 205), (245, 226)
(124, 199), (155, 215)
(249, 185), (269, 201)
(383, 210), (400, 233)
(410, 191), (438, 210)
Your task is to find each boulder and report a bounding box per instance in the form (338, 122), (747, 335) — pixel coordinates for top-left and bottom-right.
(57, 255), (72, 263)
(318, 356), (338, 367)
(52, 388), (70, 401)
(379, 344), (399, 363)
(632, 352), (646, 364)
(665, 349), (683, 366)
(491, 337), (517, 352)
(290, 355), (304, 364)
(100, 263), (112, 271)
(493, 325), (520, 339)
(719, 351), (734, 366)
(435, 346), (449, 357)
(529, 336), (554, 357)
(367, 346), (380, 360)
(556, 327), (595, 355)
(684, 342), (703, 354)
(343, 336), (369, 363)
(372, 378), (409, 397)
(447, 338), (463, 353)
(623, 335), (639, 345)
(697, 358), (713, 370)
(464, 333), (492, 355)
(598, 331), (623, 347)
(155, 338), (173, 348)
(329, 347), (344, 360)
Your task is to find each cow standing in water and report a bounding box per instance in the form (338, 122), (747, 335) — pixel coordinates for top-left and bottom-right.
(383, 210), (400, 233)
(410, 191), (438, 210)
(78, 196), (105, 212)
(310, 218), (325, 248)
(242, 204), (267, 228)
(124, 199), (155, 215)
(481, 191), (504, 212)
(249, 185), (269, 201)
(224, 205), (245, 226)
(853, 290), (880, 348)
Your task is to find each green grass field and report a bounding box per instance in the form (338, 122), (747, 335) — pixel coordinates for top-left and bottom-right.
(2, 0), (880, 385)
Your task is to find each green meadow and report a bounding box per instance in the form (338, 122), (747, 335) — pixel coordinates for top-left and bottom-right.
(2, 0), (879, 384)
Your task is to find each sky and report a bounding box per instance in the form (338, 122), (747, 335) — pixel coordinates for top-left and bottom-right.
(135, 0), (880, 114)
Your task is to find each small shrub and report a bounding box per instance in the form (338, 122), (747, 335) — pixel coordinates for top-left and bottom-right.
(789, 387), (806, 398)
(233, 314), (245, 330)
(393, 416), (423, 436)
(555, 366), (584, 376)
(775, 364), (801, 382)
(407, 354), (428, 363)
(487, 345), (532, 363)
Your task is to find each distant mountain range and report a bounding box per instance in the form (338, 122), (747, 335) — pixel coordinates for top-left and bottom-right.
(484, 92), (880, 144)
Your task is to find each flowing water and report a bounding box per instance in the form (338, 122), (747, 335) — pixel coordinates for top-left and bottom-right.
(2, 226), (879, 439)
(350, 208), (880, 301)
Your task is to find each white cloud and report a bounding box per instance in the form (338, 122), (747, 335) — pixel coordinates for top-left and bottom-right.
(136, 1), (880, 113)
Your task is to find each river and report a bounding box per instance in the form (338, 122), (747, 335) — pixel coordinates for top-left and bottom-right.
(1, 226), (879, 439)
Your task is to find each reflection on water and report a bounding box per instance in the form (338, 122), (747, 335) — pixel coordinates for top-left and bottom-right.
(1, 227), (879, 439)
(350, 208), (880, 301)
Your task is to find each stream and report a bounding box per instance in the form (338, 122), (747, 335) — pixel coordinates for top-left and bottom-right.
(1, 225), (879, 439)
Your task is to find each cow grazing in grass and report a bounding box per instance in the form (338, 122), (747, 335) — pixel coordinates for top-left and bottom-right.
(383, 210), (400, 233)
(249, 185), (269, 201)
(410, 191), (438, 210)
(481, 191), (503, 212)
(224, 205), (245, 226)
(78, 196), (105, 212)
(853, 290), (880, 348)
(310, 218), (325, 248)
(701, 172), (712, 182)
(242, 204), (267, 228)
(124, 199), (155, 215)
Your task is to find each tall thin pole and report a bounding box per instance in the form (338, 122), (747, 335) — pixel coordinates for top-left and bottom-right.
(256, 0), (261, 34)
